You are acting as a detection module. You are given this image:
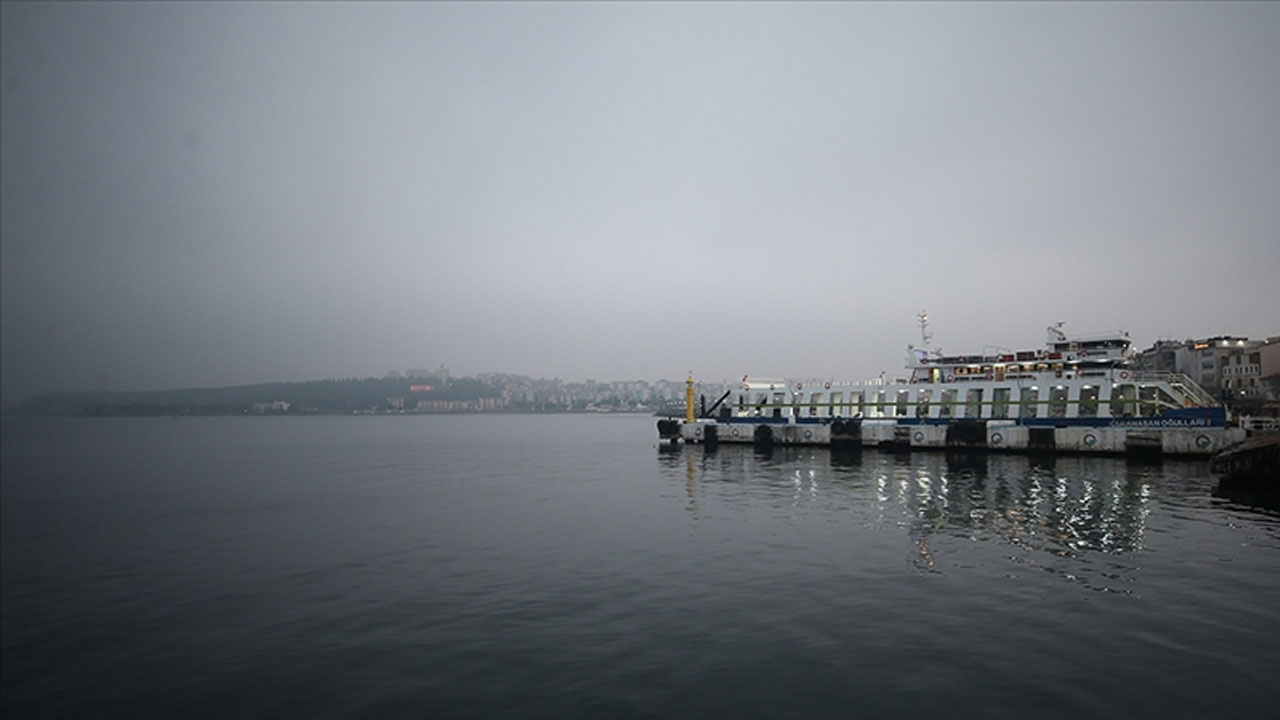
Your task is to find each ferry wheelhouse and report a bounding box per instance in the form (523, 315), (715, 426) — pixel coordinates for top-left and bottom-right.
(660, 318), (1244, 456)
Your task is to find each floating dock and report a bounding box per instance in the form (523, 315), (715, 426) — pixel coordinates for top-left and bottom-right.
(658, 416), (1244, 457)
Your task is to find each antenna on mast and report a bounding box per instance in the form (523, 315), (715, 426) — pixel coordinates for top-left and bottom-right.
(918, 310), (933, 348)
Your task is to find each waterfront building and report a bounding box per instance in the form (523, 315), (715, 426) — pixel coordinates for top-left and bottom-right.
(1134, 336), (1261, 402)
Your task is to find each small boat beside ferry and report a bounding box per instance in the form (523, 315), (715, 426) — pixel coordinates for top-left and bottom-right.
(658, 314), (1245, 456)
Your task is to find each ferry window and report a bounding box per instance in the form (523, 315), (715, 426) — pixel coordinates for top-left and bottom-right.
(939, 389), (956, 417)
(965, 388), (983, 418)
(1079, 386), (1099, 417)
(809, 392), (822, 417)
(991, 387), (1010, 419)
(1139, 386), (1158, 417)
(1020, 387), (1039, 418)
(916, 389), (933, 418)
(875, 390), (886, 418)
(895, 390), (910, 417)
(854, 392), (865, 417)
(1112, 384), (1136, 417)
(829, 392), (843, 417)
(1049, 386), (1069, 418)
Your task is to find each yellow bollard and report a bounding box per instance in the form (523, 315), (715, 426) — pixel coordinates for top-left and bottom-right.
(685, 373), (695, 424)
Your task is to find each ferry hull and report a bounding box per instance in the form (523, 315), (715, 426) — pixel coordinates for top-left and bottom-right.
(670, 419), (1244, 456)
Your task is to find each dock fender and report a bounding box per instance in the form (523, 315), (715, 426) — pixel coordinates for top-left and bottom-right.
(946, 420), (988, 448)
(753, 424), (774, 449)
(830, 417), (863, 449)
(657, 419), (681, 439)
(1028, 427), (1056, 450)
(703, 423), (719, 448)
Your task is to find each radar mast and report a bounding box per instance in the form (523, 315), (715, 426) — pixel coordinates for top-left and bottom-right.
(918, 310), (933, 348)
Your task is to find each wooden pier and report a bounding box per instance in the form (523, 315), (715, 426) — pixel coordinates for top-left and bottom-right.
(1211, 432), (1280, 509)
(1212, 433), (1280, 480)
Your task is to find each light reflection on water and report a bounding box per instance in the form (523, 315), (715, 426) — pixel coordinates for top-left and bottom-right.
(660, 444), (1228, 593)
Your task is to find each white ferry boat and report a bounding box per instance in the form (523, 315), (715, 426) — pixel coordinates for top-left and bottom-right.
(658, 315), (1245, 456)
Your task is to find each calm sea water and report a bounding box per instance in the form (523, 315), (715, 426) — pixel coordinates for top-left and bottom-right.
(3, 415), (1278, 718)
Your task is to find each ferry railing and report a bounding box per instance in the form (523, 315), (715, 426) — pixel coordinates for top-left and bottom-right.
(1134, 371), (1219, 407)
(1239, 416), (1280, 432)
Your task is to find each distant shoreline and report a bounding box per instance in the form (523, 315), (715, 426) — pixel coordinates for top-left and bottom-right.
(5, 408), (660, 419)
(4, 374), (691, 417)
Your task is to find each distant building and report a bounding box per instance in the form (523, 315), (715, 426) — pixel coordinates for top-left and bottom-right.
(251, 400), (291, 414)
(1261, 338), (1280, 411)
(1221, 344), (1264, 400)
(1134, 335), (1273, 406)
(1133, 339), (1184, 374)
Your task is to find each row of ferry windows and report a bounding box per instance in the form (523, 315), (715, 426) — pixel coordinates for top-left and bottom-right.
(736, 385), (1179, 420)
(949, 362), (1064, 375)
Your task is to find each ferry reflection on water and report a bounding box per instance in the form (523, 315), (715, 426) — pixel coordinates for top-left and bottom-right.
(660, 445), (1214, 576)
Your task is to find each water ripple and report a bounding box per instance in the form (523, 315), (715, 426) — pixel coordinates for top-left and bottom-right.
(4, 416), (1278, 719)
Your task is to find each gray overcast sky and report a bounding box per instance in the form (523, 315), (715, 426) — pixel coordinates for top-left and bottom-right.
(3, 2), (1278, 405)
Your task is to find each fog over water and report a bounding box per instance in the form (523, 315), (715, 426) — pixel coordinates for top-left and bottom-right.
(3, 2), (1278, 406)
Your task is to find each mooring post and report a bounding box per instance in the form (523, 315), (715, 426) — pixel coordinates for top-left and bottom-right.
(685, 373), (695, 425)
